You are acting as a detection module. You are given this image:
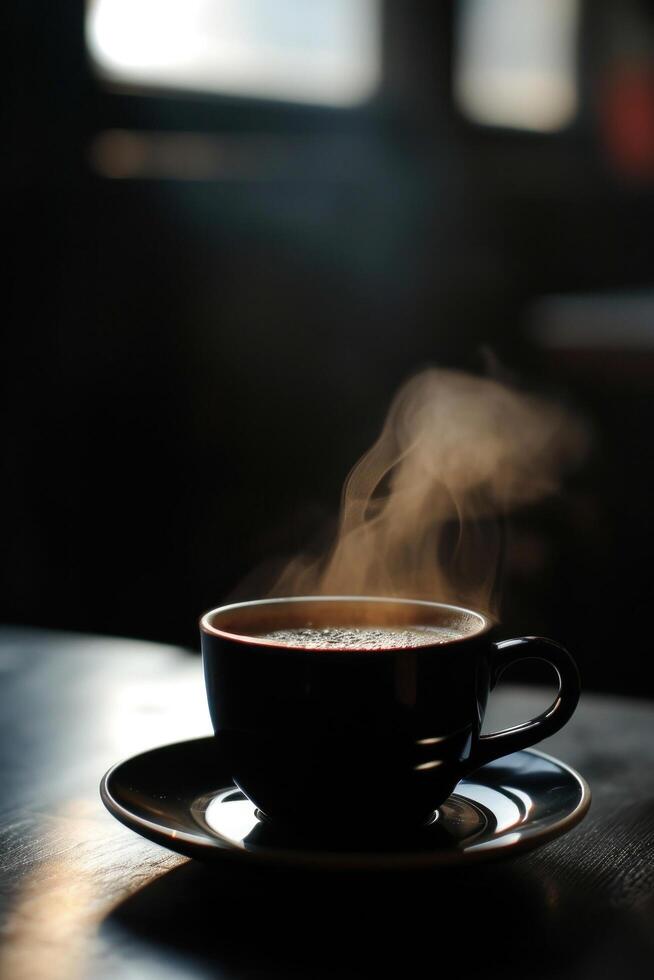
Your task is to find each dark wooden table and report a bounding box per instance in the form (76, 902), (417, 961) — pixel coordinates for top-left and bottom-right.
(0, 627), (653, 979)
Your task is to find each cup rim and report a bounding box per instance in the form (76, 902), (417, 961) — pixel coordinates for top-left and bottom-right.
(199, 595), (491, 651)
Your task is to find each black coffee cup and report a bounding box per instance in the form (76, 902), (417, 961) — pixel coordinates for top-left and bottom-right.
(200, 596), (580, 831)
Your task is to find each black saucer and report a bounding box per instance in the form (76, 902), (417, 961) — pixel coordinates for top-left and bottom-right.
(100, 737), (590, 870)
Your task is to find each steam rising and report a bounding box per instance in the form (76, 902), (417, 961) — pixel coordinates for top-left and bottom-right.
(270, 368), (588, 616)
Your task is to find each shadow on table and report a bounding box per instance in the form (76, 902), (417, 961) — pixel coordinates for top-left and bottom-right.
(101, 853), (648, 979)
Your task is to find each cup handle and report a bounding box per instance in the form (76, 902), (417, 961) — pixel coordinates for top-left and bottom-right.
(468, 637), (581, 771)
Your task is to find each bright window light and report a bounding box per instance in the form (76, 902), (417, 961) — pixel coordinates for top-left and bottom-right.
(86, 0), (381, 108)
(455, 0), (580, 132)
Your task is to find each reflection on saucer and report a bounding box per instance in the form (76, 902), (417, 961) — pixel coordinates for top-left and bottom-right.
(101, 739), (590, 870)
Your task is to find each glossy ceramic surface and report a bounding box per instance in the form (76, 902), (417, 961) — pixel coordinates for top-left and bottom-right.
(201, 596), (581, 827)
(101, 736), (591, 870)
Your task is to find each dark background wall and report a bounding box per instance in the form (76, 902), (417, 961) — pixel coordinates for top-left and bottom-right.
(4, 1), (654, 695)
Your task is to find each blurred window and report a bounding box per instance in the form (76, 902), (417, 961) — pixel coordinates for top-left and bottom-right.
(86, 0), (381, 108)
(455, 0), (580, 131)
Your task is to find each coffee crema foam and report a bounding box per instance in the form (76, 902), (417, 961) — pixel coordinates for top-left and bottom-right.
(258, 626), (466, 650)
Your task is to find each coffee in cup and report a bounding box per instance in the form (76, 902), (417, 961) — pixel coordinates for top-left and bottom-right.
(200, 596), (580, 831)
